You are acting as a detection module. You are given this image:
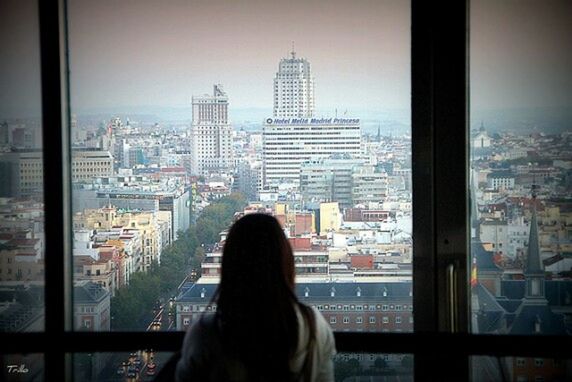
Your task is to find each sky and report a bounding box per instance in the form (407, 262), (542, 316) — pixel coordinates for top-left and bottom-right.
(1, 0), (571, 119)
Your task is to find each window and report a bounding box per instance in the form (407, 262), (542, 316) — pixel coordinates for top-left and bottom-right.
(343, 317), (350, 324)
(0, 52), (47, 325)
(330, 316), (336, 324)
(468, 0), (572, 377)
(382, 317), (389, 324)
(470, 0), (571, 339)
(3, 1), (571, 381)
(369, 317), (376, 324)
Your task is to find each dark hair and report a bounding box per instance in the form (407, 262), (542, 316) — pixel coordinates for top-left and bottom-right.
(212, 213), (315, 380)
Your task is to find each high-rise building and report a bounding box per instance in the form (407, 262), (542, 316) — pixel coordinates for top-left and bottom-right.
(273, 49), (314, 118)
(263, 117), (362, 188)
(190, 85), (234, 176)
(300, 155), (366, 208)
(264, 51), (361, 189)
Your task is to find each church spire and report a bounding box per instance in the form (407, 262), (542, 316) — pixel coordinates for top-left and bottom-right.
(524, 184), (547, 303)
(525, 204), (543, 276)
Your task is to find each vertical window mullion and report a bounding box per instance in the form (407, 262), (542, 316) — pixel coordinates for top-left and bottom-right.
(38, 0), (73, 380)
(412, 0), (469, 379)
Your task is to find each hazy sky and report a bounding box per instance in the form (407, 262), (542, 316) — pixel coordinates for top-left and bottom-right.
(0, 0), (42, 119)
(471, 0), (572, 111)
(1, 0), (571, 119)
(66, 0), (410, 114)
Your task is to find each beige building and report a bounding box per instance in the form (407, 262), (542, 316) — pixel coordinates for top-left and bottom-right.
(0, 248), (44, 283)
(73, 255), (116, 293)
(71, 149), (114, 181)
(0, 149), (113, 196)
(352, 166), (388, 206)
(191, 85), (234, 176)
(74, 206), (170, 271)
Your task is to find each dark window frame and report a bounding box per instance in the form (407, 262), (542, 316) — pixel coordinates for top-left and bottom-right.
(0, 0), (570, 380)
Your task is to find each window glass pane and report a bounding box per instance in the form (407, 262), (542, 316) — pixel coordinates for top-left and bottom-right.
(0, 354), (44, 382)
(335, 353), (413, 381)
(68, 0), (410, 333)
(471, 356), (571, 382)
(0, 0), (45, 333)
(470, 0), (572, 335)
(72, 351), (173, 381)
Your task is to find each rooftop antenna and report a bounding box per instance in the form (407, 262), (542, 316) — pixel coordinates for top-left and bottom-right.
(291, 41), (296, 59)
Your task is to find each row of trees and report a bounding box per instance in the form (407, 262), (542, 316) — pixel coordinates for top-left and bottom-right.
(110, 193), (246, 330)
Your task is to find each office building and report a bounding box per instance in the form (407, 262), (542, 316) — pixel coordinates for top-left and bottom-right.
(263, 117), (361, 188)
(273, 49), (314, 118)
(0, 149), (113, 197)
(300, 155), (365, 208)
(175, 281), (413, 332)
(190, 85), (234, 176)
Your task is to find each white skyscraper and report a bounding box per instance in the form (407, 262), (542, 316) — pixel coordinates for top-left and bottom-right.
(263, 117), (362, 188)
(273, 48), (314, 118)
(191, 85), (234, 176)
(264, 50), (361, 189)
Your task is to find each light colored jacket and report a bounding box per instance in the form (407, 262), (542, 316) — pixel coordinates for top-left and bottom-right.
(175, 305), (337, 381)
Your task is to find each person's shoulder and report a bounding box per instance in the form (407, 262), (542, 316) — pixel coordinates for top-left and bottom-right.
(302, 304), (337, 357)
(299, 304), (332, 335)
(176, 314), (220, 382)
(185, 313), (219, 342)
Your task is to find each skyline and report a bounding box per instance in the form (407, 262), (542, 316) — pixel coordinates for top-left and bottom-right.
(1, 0), (571, 119)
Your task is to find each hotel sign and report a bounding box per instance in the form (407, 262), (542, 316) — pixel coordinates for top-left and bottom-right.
(265, 117), (360, 125)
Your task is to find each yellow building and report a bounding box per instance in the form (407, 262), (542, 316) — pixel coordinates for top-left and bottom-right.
(320, 202), (341, 235)
(275, 203), (288, 216)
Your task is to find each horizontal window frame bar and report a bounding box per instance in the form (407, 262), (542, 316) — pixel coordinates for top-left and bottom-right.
(1, 332), (570, 358)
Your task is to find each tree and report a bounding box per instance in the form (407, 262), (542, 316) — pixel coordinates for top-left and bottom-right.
(195, 193), (247, 245)
(110, 193), (247, 330)
(193, 246), (205, 264)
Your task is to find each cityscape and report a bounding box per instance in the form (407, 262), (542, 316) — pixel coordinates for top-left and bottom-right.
(2, 47), (572, 381)
(1, 0), (572, 381)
